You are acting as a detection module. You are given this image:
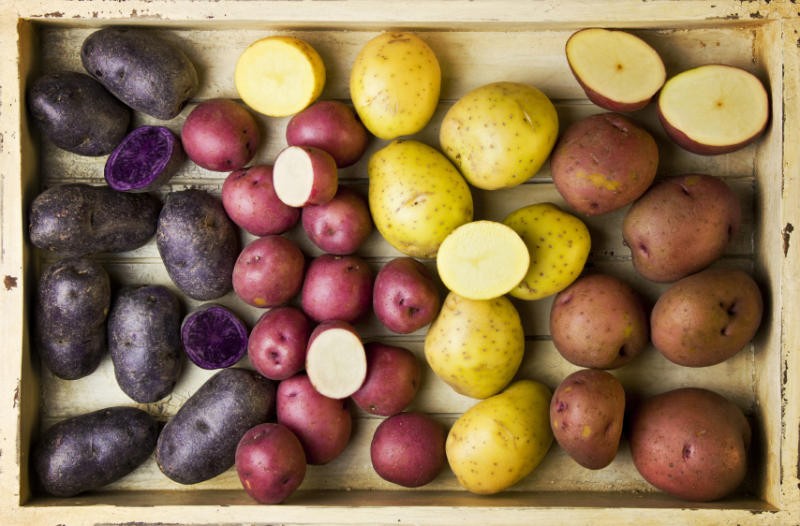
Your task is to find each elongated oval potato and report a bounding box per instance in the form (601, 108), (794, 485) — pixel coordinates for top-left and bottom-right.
(368, 140), (473, 258)
(350, 32), (441, 140)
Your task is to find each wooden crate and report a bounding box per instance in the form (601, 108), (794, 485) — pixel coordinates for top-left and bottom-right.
(1, 1), (798, 524)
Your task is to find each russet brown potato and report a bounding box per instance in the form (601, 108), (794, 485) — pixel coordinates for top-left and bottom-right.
(622, 174), (741, 283)
(651, 268), (763, 367)
(549, 273), (649, 369)
(551, 112), (659, 216)
(629, 387), (751, 502)
(550, 369), (626, 470)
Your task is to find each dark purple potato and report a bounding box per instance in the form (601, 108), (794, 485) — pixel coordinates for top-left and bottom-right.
(27, 71), (131, 156)
(108, 285), (183, 403)
(35, 257), (111, 380)
(29, 183), (161, 256)
(156, 189), (239, 300)
(181, 304), (248, 369)
(81, 27), (199, 120)
(156, 368), (276, 485)
(105, 126), (184, 192)
(34, 406), (159, 497)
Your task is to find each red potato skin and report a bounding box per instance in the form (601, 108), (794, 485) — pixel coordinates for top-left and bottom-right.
(181, 98), (261, 171)
(222, 164), (300, 236)
(629, 387), (751, 502)
(370, 412), (447, 488)
(232, 235), (306, 308)
(300, 254), (373, 323)
(248, 306), (312, 381)
(573, 75), (652, 113)
(286, 100), (370, 168)
(351, 342), (422, 416)
(301, 186), (373, 255)
(276, 373), (353, 465)
(373, 257), (442, 334)
(235, 423), (307, 504)
(275, 145), (338, 206)
(657, 109), (767, 156)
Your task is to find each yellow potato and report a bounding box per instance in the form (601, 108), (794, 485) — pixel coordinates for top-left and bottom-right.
(424, 291), (524, 399)
(446, 380), (553, 494)
(368, 140), (473, 258)
(503, 202), (591, 300)
(350, 32), (441, 140)
(436, 220), (530, 300)
(439, 81), (559, 190)
(235, 36), (326, 117)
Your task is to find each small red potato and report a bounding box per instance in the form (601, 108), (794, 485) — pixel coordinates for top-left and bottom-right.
(181, 98), (261, 171)
(629, 387), (751, 501)
(222, 164), (300, 236)
(623, 174), (742, 283)
(235, 422), (307, 504)
(300, 254), (373, 323)
(373, 257), (442, 334)
(551, 112), (659, 216)
(301, 186), (373, 255)
(550, 273), (649, 369)
(232, 235), (306, 308)
(370, 412), (446, 488)
(305, 320), (367, 400)
(248, 306), (312, 381)
(651, 268), (763, 367)
(351, 342), (422, 416)
(550, 369), (625, 470)
(276, 372), (353, 465)
(273, 145), (338, 207)
(286, 100), (370, 168)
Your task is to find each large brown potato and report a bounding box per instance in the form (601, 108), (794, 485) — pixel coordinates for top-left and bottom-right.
(550, 369), (625, 470)
(551, 112), (658, 216)
(629, 387), (751, 502)
(549, 273), (649, 369)
(651, 268), (763, 367)
(622, 174), (741, 282)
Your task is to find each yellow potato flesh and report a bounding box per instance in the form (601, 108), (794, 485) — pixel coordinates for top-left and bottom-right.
(235, 36), (326, 117)
(439, 81), (559, 190)
(368, 140), (473, 258)
(424, 291), (524, 399)
(436, 220), (530, 300)
(350, 32), (441, 140)
(446, 380), (553, 494)
(503, 202), (591, 300)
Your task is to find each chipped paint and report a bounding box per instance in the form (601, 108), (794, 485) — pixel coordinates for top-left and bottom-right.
(782, 223), (794, 256)
(3, 275), (16, 290)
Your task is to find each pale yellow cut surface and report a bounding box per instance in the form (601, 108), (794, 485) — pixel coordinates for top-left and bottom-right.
(235, 35), (326, 117)
(436, 220), (530, 300)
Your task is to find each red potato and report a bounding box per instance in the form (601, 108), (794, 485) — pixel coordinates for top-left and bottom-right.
(276, 373), (353, 465)
(300, 254), (373, 323)
(181, 98), (261, 171)
(286, 100), (370, 168)
(221, 164), (300, 236)
(248, 306), (312, 381)
(305, 320), (367, 400)
(273, 145), (338, 207)
(301, 186), (373, 255)
(235, 423), (306, 504)
(370, 412), (447, 488)
(232, 235), (306, 308)
(351, 342), (422, 416)
(373, 257), (442, 334)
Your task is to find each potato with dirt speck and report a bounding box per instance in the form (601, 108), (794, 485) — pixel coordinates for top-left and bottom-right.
(440, 81), (559, 190)
(424, 291), (524, 399)
(350, 32), (441, 139)
(503, 202), (591, 301)
(368, 140), (473, 258)
(446, 379), (553, 494)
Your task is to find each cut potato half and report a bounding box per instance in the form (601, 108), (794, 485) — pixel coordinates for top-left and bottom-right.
(657, 64), (769, 155)
(235, 36), (326, 117)
(436, 220), (530, 300)
(273, 145), (338, 207)
(566, 28), (666, 112)
(305, 321), (367, 400)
